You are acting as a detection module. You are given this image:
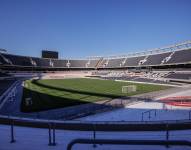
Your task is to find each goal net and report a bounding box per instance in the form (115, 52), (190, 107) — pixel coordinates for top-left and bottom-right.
(122, 85), (137, 93)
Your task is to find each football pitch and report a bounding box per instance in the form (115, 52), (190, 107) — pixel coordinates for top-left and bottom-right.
(21, 78), (169, 112)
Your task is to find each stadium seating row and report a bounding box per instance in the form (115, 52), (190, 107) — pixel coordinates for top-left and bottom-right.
(94, 70), (191, 83)
(0, 53), (100, 68)
(1, 48), (191, 68)
(100, 49), (191, 68)
(0, 72), (11, 77)
(165, 73), (191, 80)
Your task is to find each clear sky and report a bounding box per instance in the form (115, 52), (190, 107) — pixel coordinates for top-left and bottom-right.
(0, 0), (191, 59)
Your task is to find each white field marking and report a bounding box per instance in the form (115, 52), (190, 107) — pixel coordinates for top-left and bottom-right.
(155, 88), (191, 100)
(115, 80), (182, 87)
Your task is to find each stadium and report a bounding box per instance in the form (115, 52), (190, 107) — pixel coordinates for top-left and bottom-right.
(0, 40), (191, 150)
(1, 1), (191, 150)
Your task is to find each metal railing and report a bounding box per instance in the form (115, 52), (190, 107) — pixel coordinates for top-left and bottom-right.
(5, 118), (191, 148)
(67, 139), (191, 150)
(88, 40), (191, 59)
(141, 109), (157, 121)
(1, 114), (191, 125)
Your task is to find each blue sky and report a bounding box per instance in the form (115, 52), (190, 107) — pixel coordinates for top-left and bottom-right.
(0, 0), (191, 58)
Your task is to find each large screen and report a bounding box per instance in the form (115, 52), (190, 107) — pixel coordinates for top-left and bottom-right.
(42, 50), (58, 59)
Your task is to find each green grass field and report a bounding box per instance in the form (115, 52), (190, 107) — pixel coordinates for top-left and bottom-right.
(21, 78), (170, 112)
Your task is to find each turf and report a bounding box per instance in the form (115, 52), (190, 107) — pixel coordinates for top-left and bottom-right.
(21, 78), (170, 112)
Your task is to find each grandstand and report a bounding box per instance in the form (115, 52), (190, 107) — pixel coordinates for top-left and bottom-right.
(0, 41), (191, 150)
(0, 41), (190, 69)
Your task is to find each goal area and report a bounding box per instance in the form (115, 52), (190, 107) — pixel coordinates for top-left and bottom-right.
(122, 85), (137, 93)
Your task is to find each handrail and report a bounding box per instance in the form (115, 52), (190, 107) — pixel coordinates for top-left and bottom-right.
(0, 115), (191, 131)
(142, 109), (157, 121)
(67, 139), (191, 150)
(5, 118), (191, 147)
(1, 114), (191, 124)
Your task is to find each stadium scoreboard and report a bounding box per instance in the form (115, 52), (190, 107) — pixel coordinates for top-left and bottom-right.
(42, 50), (58, 59)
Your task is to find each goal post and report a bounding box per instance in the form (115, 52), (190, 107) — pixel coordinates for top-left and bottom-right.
(122, 85), (137, 93)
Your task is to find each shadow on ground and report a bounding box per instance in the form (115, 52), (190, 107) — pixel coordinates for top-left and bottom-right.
(21, 88), (91, 112)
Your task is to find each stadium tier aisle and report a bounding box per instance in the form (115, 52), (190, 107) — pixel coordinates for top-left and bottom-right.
(104, 58), (125, 68)
(0, 80), (16, 96)
(142, 52), (171, 66)
(164, 49), (191, 64)
(79, 101), (190, 121)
